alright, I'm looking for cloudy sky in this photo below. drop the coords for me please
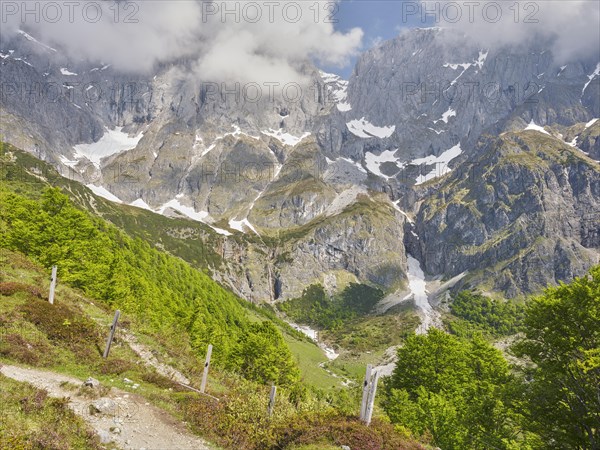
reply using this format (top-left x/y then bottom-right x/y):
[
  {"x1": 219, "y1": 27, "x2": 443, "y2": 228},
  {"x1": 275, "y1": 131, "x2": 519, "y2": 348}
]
[
  {"x1": 333, "y1": 0, "x2": 600, "y2": 75},
  {"x1": 1, "y1": 0, "x2": 598, "y2": 81}
]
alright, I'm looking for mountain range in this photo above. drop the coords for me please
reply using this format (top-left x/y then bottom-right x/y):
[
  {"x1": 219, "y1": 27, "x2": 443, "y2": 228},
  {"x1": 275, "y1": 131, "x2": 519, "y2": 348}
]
[{"x1": 1, "y1": 26, "x2": 599, "y2": 306}]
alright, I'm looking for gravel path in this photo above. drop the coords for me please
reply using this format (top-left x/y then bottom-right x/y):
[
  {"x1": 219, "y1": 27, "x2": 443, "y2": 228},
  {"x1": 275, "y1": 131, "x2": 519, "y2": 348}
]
[{"x1": 0, "y1": 364, "x2": 211, "y2": 450}]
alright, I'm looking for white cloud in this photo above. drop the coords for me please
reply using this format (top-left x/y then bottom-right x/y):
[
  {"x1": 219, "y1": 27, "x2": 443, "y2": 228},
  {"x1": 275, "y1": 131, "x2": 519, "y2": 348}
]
[
  {"x1": 424, "y1": 0, "x2": 599, "y2": 63},
  {"x1": 2, "y1": 1, "x2": 363, "y2": 84}
]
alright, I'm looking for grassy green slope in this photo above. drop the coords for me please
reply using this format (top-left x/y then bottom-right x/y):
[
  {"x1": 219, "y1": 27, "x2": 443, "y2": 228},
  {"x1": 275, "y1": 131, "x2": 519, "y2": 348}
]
[
  {"x1": 0, "y1": 250, "x2": 424, "y2": 449},
  {"x1": 0, "y1": 141, "x2": 349, "y2": 390},
  {"x1": 0, "y1": 142, "x2": 307, "y2": 386}
]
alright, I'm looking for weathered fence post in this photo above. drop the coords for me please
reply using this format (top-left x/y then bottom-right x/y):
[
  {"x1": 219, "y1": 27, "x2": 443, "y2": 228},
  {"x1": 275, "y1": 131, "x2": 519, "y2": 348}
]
[
  {"x1": 359, "y1": 364, "x2": 373, "y2": 420},
  {"x1": 48, "y1": 265, "x2": 57, "y2": 304},
  {"x1": 268, "y1": 385, "x2": 277, "y2": 417},
  {"x1": 103, "y1": 310, "x2": 120, "y2": 358},
  {"x1": 364, "y1": 370, "x2": 380, "y2": 426},
  {"x1": 200, "y1": 344, "x2": 213, "y2": 393}
]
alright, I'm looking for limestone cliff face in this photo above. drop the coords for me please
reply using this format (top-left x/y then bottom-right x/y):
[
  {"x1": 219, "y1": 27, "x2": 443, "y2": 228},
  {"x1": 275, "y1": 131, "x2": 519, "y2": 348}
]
[
  {"x1": 320, "y1": 28, "x2": 598, "y2": 164},
  {"x1": 274, "y1": 194, "x2": 408, "y2": 300},
  {"x1": 2, "y1": 27, "x2": 599, "y2": 302},
  {"x1": 413, "y1": 130, "x2": 600, "y2": 297},
  {"x1": 208, "y1": 193, "x2": 407, "y2": 302}
]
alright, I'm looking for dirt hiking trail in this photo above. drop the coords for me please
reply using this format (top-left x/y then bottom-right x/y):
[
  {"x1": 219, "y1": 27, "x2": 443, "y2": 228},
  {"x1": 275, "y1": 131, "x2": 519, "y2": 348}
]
[{"x1": 0, "y1": 364, "x2": 212, "y2": 450}]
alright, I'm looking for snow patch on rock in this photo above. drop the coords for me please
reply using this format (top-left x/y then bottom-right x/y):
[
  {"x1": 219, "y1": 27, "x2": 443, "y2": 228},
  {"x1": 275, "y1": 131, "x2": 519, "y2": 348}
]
[
  {"x1": 73, "y1": 127, "x2": 144, "y2": 167},
  {"x1": 406, "y1": 255, "x2": 441, "y2": 335},
  {"x1": 228, "y1": 218, "x2": 259, "y2": 235},
  {"x1": 86, "y1": 184, "x2": 122, "y2": 203},
  {"x1": 60, "y1": 68, "x2": 77, "y2": 76},
  {"x1": 346, "y1": 118, "x2": 395, "y2": 139},
  {"x1": 320, "y1": 71, "x2": 352, "y2": 112},
  {"x1": 412, "y1": 143, "x2": 463, "y2": 185},
  {"x1": 130, "y1": 199, "x2": 153, "y2": 211},
  {"x1": 582, "y1": 62, "x2": 600, "y2": 95},
  {"x1": 365, "y1": 149, "x2": 399, "y2": 179},
  {"x1": 524, "y1": 120, "x2": 550, "y2": 135},
  {"x1": 262, "y1": 129, "x2": 311, "y2": 146},
  {"x1": 434, "y1": 107, "x2": 456, "y2": 124}
]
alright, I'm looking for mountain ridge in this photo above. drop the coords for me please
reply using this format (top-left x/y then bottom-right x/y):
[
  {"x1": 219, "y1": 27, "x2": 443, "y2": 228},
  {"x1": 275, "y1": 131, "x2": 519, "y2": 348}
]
[{"x1": 1, "y1": 26, "x2": 599, "y2": 301}]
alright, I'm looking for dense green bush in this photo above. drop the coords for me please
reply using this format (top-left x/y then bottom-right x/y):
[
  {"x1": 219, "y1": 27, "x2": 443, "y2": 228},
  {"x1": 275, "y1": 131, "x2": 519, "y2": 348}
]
[
  {"x1": 228, "y1": 321, "x2": 300, "y2": 386},
  {"x1": 19, "y1": 298, "x2": 102, "y2": 360},
  {"x1": 181, "y1": 374, "x2": 423, "y2": 450}
]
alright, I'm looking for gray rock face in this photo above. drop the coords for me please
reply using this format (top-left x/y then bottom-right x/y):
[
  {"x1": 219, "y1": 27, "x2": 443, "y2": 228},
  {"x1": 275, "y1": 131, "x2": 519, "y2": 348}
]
[
  {"x1": 330, "y1": 28, "x2": 598, "y2": 164},
  {"x1": 414, "y1": 131, "x2": 600, "y2": 297},
  {"x1": 574, "y1": 122, "x2": 600, "y2": 161},
  {"x1": 211, "y1": 192, "x2": 408, "y2": 301},
  {"x1": 1, "y1": 27, "x2": 599, "y2": 301}
]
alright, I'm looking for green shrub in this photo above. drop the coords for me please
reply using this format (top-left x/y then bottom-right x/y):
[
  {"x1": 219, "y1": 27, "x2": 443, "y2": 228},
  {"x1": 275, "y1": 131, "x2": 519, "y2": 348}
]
[
  {"x1": 274, "y1": 413, "x2": 424, "y2": 450},
  {"x1": 0, "y1": 333, "x2": 51, "y2": 366},
  {"x1": 19, "y1": 298, "x2": 102, "y2": 361},
  {"x1": 0, "y1": 375, "x2": 101, "y2": 450},
  {"x1": 181, "y1": 375, "x2": 421, "y2": 450},
  {"x1": 229, "y1": 321, "x2": 300, "y2": 386}
]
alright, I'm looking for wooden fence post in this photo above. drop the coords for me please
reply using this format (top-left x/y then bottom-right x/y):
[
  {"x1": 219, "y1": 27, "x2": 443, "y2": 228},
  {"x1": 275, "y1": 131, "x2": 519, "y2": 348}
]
[
  {"x1": 200, "y1": 344, "x2": 213, "y2": 393},
  {"x1": 360, "y1": 364, "x2": 373, "y2": 420},
  {"x1": 48, "y1": 265, "x2": 57, "y2": 304},
  {"x1": 364, "y1": 370, "x2": 380, "y2": 426},
  {"x1": 103, "y1": 310, "x2": 120, "y2": 358},
  {"x1": 268, "y1": 385, "x2": 277, "y2": 417}
]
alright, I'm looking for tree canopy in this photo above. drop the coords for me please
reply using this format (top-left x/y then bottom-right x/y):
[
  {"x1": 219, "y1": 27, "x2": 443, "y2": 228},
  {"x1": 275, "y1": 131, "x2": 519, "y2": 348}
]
[
  {"x1": 383, "y1": 328, "x2": 535, "y2": 449},
  {"x1": 513, "y1": 266, "x2": 600, "y2": 449},
  {"x1": 449, "y1": 290, "x2": 525, "y2": 337},
  {"x1": 277, "y1": 283, "x2": 384, "y2": 330}
]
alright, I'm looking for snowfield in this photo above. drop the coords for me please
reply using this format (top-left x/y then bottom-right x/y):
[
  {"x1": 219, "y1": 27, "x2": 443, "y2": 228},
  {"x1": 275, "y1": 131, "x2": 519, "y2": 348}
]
[
  {"x1": 434, "y1": 107, "x2": 456, "y2": 124},
  {"x1": 228, "y1": 218, "x2": 259, "y2": 235},
  {"x1": 86, "y1": 184, "x2": 122, "y2": 203},
  {"x1": 346, "y1": 118, "x2": 395, "y2": 139},
  {"x1": 130, "y1": 199, "x2": 153, "y2": 211},
  {"x1": 60, "y1": 68, "x2": 78, "y2": 76},
  {"x1": 412, "y1": 143, "x2": 463, "y2": 185},
  {"x1": 365, "y1": 150, "x2": 400, "y2": 179},
  {"x1": 74, "y1": 127, "x2": 144, "y2": 167},
  {"x1": 320, "y1": 71, "x2": 352, "y2": 112},
  {"x1": 262, "y1": 129, "x2": 311, "y2": 146},
  {"x1": 582, "y1": 62, "x2": 600, "y2": 95},
  {"x1": 405, "y1": 255, "x2": 442, "y2": 335},
  {"x1": 524, "y1": 120, "x2": 550, "y2": 135}
]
